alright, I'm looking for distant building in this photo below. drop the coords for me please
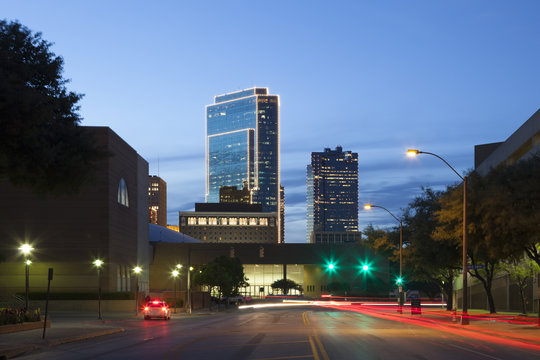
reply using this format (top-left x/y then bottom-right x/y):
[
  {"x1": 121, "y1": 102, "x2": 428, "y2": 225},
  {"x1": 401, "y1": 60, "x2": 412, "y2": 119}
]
[
  {"x1": 206, "y1": 88, "x2": 280, "y2": 214},
  {"x1": 179, "y1": 203, "x2": 278, "y2": 244},
  {"x1": 475, "y1": 109, "x2": 540, "y2": 174},
  {"x1": 0, "y1": 127, "x2": 150, "y2": 295},
  {"x1": 279, "y1": 185, "x2": 285, "y2": 243},
  {"x1": 310, "y1": 231, "x2": 362, "y2": 244},
  {"x1": 306, "y1": 165, "x2": 314, "y2": 243},
  {"x1": 149, "y1": 175, "x2": 167, "y2": 226},
  {"x1": 219, "y1": 182, "x2": 251, "y2": 204},
  {"x1": 307, "y1": 146, "x2": 359, "y2": 243},
  {"x1": 166, "y1": 225, "x2": 179, "y2": 232}
]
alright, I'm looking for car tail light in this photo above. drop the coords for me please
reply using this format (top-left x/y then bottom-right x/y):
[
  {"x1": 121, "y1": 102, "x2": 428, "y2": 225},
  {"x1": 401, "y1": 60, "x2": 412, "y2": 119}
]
[
  {"x1": 162, "y1": 307, "x2": 167, "y2": 311},
  {"x1": 144, "y1": 307, "x2": 149, "y2": 311}
]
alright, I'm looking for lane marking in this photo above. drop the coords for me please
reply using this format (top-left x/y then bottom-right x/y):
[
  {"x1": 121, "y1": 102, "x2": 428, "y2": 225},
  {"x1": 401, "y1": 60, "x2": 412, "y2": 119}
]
[
  {"x1": 308, "y1": 336, "x2": 321, "y2": 360},
  {"x1": 188, "y1": 340, "x2": 310, "y2": 350},
  {"x1": 448, "y1": 344, "x2": 504, "y2": 360},
  {"x1": 313, "y1": 335, "x2": 330, "y2": 360}
]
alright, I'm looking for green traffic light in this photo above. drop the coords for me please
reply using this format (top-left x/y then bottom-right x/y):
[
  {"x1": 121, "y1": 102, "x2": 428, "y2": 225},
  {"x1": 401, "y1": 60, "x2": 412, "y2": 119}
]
[
  {"x1": 362, "y1": 264, "x2": 369, "y2": 271},
  {"x1": 328, "y1": 264, "x2": 335, "y2": 270},
  {"x1": 396, "y1": 277, "x2": 403, "y2": 284}
]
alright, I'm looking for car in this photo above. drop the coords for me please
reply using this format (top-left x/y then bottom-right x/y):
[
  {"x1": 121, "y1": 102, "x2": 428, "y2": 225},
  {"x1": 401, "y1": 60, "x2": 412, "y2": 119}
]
[{"x1": 143, "y1": 300, "x2": 171, "y2": 320}]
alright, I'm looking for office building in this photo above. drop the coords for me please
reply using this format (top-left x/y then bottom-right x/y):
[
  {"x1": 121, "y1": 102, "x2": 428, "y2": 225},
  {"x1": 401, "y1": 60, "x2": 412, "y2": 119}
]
[
  {"x1": 179, "y1": 203, "x2": 278, "y2": 244},
  {"x1": 149, "y1": 175, "x2": 167, "y2": 226},
  {"x1": 219, "y1": 182, "x2": 251, "y2": 204},
  {"x1": 307, "y1": 146, "x2": 358, "y2": 242},
  {"x1": 206, "y1": 88, "x2": 280, "y2": 213}
]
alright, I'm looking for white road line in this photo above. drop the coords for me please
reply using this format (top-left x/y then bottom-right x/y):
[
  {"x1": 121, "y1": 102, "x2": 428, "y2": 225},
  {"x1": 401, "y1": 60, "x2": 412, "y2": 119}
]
[{"x1": 448, "y1": 343, "x2": 504, "y2": 360}]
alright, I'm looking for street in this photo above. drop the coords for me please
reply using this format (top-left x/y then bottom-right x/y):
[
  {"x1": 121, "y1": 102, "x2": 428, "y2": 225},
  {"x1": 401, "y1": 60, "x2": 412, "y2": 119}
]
[{"x1": 14, "y1": 304, "x2": 540, "y2": 360}]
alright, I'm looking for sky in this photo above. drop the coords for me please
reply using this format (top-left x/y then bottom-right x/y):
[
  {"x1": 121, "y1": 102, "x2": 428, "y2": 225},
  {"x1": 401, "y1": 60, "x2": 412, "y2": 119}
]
[{"x1": 3, "y1": 1, "x2": 540, "y2": 243}]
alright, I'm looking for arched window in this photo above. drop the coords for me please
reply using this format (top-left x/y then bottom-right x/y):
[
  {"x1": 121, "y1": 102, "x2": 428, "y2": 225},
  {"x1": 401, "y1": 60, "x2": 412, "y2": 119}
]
[{"x1": 117, "y1": 178, "x2": 129, "y2": 207}]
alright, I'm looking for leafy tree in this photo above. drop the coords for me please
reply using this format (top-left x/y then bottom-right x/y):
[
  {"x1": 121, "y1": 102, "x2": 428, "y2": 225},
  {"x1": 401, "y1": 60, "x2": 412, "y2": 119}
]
[
  {"x1": 0, "y1": 20, "x2": 106, "y2": 195},
  {"x1": 193, "y1": 256, "x2": 248, "y2": 303},
  {"x1": 402, "y1": 187, "x2": 460, "y2": 310},
  {"x1": 500, "y1": 254, "x2": 539, "y2": 315},
  {"x1": 270, "y1": 279, "x2": 302, "y2": 295}
]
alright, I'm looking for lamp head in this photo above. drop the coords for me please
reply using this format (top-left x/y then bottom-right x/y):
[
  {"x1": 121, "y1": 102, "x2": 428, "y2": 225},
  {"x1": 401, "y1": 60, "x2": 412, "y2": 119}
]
[
  {"x1": 176, "y1": 264, "x2": 183, "y2": 269},
  {"x1": 407, "y1": 149, "x2": 419, "y2": 157},
  {"x1": 93, "y1": 259, "x2": 104, "y2": 268},
  {"x1": 172, "y1": 269, "x2": 179, "y2": 277},
  {"x1": 25, "y1": 259, "x2": 32, "y2": 266},
  {"x1": 133, "y1": 266, "x2": 142, "y2": 274},
  {"x1": 363, "y1": 204, "x2": 372, "y2": 210},
  {"x1": 19, "y1": 244, "x2": 33, "y2": 255}
]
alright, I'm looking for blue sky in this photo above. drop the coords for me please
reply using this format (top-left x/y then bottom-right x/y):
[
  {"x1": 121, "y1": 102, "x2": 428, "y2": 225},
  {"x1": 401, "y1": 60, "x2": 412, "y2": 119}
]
[{"x1": 3, "y1": 1, "x2": 540, "y2": 242}]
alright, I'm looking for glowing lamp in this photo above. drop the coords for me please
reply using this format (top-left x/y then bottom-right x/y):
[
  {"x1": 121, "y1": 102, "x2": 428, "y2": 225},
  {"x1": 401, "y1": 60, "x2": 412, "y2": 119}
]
[
  {"x1": 407, "y1": 149, "x2": 419, "y2": 157},
  {"x1": 19, "y1": 244, "x2": 33, "y2": 255},
  {"x1": 362, "y1": 265, "x2": 369, "y2": 271},
  {"x1": 363, "y1": 204, "x2": 372, "y2": 210}
]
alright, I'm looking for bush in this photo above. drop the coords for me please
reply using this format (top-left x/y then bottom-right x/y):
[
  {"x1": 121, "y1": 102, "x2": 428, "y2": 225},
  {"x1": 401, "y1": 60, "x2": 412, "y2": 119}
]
[{"x1": 0, "y1": 308, "x2": 40, "y2": 325}]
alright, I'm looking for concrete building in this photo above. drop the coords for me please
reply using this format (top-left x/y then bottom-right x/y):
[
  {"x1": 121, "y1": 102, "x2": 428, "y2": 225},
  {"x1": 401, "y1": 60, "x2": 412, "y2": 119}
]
[
  {"x1": 179, "y1": 203, "x2": 278, "y2": 244},
  {"x1": 310, "y1": 231, "x2": 362, "y2": 245},
  {"x1": 0, "y1": 127, "x2": 150, "y2": 296},
  {"x1": 475, "y1": 108, "x2": 540, "y2": 175},
  {"x1": 149, "y1": 175, "x2": 167, "y2": 227},
  {"x1": 149, "y1": 242, "x2": 389, "y2": 298}
]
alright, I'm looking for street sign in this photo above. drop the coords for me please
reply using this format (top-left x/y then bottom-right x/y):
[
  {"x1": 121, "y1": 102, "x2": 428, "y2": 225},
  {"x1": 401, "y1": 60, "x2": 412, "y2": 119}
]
[{"x1": 467, "y1": 264, "x2": 485, "y2": 269}]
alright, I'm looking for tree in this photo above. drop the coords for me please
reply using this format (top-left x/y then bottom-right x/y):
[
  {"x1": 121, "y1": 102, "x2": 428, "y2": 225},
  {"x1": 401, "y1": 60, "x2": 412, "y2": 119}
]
[
  {"x1": 271, "y1": 279, "x2": 302, "y2": 295},
  {"x1": 0, "y1": 20, "x2": 106, "y2": 195},
  {"x1": 193, "y1": 256, "x2": 248, "y2": 304},
  {"x1": 402, "y1": 187, "x2": 460, "y2": 310},
  {"x1": 500, "y1": 255, "x2": 539, "y2": 315}
]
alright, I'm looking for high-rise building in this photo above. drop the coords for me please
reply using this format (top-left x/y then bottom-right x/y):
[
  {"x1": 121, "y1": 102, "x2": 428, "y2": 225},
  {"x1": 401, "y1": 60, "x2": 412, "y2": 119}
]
[
  {"x1": 149, "y1": 175, "x2": 167, "y2": 227},
  {"x1": 280, "y1": 185, "x2": 285, "y2": 243},
  {"x1": 206, "y1": 88, "x2": 281, "y2": 239},
  {"x1": 220, "y1": 182, "x2": 251, "y2": 204},
  {"x1": 306, "y1": 165, "x2": 314, "y2": 243},
  {"x1": 307, "y1": 146, "x2": 358, "y2": 241}
]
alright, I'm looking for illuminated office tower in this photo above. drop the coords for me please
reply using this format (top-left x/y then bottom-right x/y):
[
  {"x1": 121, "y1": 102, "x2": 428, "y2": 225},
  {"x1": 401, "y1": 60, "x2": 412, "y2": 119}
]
[
  {"x1": 206, "y1": 88, "x2": 280, "y2": 216},
  {"x1": 307, "y1": 146, "x2": 358, "y2": 241}
]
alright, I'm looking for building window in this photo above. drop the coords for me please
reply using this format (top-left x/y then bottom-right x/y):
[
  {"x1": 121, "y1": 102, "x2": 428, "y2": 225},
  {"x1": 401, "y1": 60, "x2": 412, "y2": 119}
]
[
  {"x1": 188, "y1": 217, "x2": 197, "y2": 225},
  {"x1": 239, "y1": 217, "x2": 248, "y2": 225},
  {"x1": 198, "y1": 217, "x2": 207, "y2": 225},
  {"x1": 249, "y1": 218, "x2": 258, "y2": 225},
  {"x1": 229, "y1": 217, "x2": 238, "y2": 225},
  {"x1": 117, "y1": 178, "x2": 129, "y2": 207},
  {"x1": 208, "y1": 217, "x2": 217, "y2": 225},
  {"x1": 259, "y1": 218, "x2": 268, "y2": 226}
]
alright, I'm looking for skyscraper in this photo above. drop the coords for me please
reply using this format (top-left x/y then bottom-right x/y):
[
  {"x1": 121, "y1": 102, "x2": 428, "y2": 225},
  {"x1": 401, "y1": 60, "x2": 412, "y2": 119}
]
[
  {"x1": 149, "y1": 175, "x2": 167, "y2": 227},
  {"x1": 206, "y1": 88, "x2": 280, "y2": 214},
  {"x1": 307, "y1": 146, "x2": 358, "y2": 242}
]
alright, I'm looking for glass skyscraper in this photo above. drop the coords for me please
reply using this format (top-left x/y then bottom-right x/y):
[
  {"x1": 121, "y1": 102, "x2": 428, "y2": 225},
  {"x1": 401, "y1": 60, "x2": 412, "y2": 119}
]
[
  {"x1": 206, "y1": 88, "x2": 280, "y2": 214},
  {"x1": 307, "y1": 146, "x2": 358, "y2": 240}
]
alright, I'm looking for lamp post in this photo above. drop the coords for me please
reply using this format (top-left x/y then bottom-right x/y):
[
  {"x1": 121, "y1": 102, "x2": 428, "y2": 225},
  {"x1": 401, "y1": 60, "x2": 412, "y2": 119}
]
[
  {"x1": 93, "y1": 259, "x2": 104, "y2": 320},
  {"x1": 407, "y1": 149, "x2": 469, "y2": 325},
  {"x1": 364, "y1": 204, "x2": 404, "y2": 310},
  {"x1": 133, "y1": 266, "x2": 142, "y2": 315},
  {"x1": 171, "y1": 269, "x2": 179, "y2": 314},
  {"x1": 19, "y1": 244, "x2": 33, "y2": 310}
]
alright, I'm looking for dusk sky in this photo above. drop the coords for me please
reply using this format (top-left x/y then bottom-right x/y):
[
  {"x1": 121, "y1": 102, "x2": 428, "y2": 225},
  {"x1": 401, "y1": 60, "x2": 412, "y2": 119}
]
[{"x1": 3, "y1": 1, "x2": 540, "y2": 243}]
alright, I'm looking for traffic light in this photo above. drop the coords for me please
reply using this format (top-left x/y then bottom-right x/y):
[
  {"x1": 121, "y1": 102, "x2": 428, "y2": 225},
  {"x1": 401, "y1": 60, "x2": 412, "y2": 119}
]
[
  {"x1": 362, "y1": 264, "x2": 369, "y2": 272},
  {"x1": 328, "y1": 263, "x2": 335, "y2": 270},
  {"x1": 396, "y1": 277, "x2": 403, "y2": 284}
]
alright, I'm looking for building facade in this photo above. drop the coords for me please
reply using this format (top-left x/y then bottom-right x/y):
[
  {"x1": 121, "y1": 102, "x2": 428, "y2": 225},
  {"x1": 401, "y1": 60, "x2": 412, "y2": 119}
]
[
  {"x1": 206, "y1": 88, "x2": 280, "y2": 215},
  {"x1": 179, "y1": 203, "x2": 278, "y2": 244},
  {"x1": 310, "y1": 231, "x2": 362, "y2": 244},
  {"x1": 0, "y1": 127, "x2": 150, "y2": 296},
  {"x1": 307, "y1": 146, "x2": 359, "y2": 242},
  {"x1": 219, "y1": 182, "x2": 251, "y2": 204},
  {"x1": 149, "y1": 175, "x2": 167, "y2": 226}
]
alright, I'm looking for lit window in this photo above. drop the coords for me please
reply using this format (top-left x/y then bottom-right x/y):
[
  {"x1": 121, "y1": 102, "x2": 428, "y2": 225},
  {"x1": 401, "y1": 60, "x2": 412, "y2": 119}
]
[
  {"x1": 117, "y1": 178, "x2": 129, "y2": 207},
  {"x1": 259, "y1": 218, "x2": 268, "y2": 226},
  {"x1": 229, "y1": 218, "x2": 238, "y2": 225},
  {"x1": 198, "y1": 217, "x2": 207, "y2": 225},
  {"x1": 249, "y1": 218, "x2": 257, "y2": 225},
  {"x1": 208, "y1": 217, "x2": 217, "y2": 225},
  {"x1": 239, "y1": 218, "x2": 248, "y2": 225},
  {"x1": 188, "y1": 217, "x2": 197, "y2": 225}
]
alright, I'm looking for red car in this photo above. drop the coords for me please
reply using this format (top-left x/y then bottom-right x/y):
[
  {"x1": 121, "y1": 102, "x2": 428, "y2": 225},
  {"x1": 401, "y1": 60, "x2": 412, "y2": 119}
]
[{"x1": 143, "y1": 300, "x2": 171, "y2": 320}]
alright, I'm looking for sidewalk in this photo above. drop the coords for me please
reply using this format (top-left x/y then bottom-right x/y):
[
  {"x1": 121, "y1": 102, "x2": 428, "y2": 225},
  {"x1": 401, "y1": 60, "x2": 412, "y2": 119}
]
[{"x1": 0, "y1": 308, "x2": 235, "y2": 359}]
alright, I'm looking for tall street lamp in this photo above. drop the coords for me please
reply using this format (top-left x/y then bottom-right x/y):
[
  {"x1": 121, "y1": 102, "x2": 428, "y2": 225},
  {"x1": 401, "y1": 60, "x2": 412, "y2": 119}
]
[
  {"x1": 363, "y1": 204, "x2": 404, "y2": 310},
  {"x1": 407, "y1": 149, "x2": 469, "y2": 325},
  {"x1": 171, "y1": 268, "x2": 180, "y2": 314},
  {"x1": 19, "y1": 244, "x2": 33, "y2": 310},
  {"x1": 93, "y1": 259, "x2": 104, "y2": 320},
  {"x1": 133, "y1": 266, "x2": 142, "y2": 315}
]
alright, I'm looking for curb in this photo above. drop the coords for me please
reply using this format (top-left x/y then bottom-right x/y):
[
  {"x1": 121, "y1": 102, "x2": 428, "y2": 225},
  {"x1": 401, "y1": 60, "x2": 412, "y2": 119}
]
[{"x1": 0, "y1": 327, "x2": 124, "y2": 359}]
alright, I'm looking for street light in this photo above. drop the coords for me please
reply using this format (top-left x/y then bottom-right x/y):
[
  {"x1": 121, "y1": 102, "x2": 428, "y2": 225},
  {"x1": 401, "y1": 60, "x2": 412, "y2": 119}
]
[
  {"x1": 93, "y1": 259, "x2": 104, "y2": 320},
  {"x1": 364, "y1": 204, "x2": 404, "y2": 308},
  {"x1": 19, "y1": 244, "x2": 33, "y2": 310},
  {"x1": 171, "y1": 269, "x2": 180, "y2": 314},
  {"x1": 133, "y1": 266, "x2": 142, "y2": 315},
  {"x1": 407, "y1": 149, "x2": 469, "y2": 325}
]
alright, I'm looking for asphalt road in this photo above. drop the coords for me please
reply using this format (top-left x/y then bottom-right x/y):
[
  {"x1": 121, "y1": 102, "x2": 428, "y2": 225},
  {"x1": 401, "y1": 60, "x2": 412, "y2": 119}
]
[{"x1": 16, "y1": 306, "x2": 540, "y2": 360}]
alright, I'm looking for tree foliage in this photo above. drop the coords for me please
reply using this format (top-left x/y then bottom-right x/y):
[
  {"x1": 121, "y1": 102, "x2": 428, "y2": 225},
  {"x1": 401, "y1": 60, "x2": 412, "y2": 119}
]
[
  {"x1": 270, "y1": 279, "x2": 302, "y2": 295},
  {"x1": 193, "y1": 256, "x2": 248, "y2": 299},
  {"x1": 0, "y1": 20, "x2": 106, "y2": 195}
]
